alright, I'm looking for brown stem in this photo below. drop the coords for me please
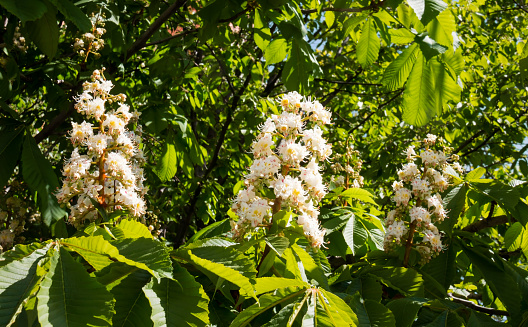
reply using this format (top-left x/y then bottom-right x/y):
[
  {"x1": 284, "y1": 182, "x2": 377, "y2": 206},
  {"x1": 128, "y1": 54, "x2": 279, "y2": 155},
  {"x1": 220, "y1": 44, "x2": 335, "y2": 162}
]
[{"x1": 448, "y1": 293, "x2": 510, "y2": 316}]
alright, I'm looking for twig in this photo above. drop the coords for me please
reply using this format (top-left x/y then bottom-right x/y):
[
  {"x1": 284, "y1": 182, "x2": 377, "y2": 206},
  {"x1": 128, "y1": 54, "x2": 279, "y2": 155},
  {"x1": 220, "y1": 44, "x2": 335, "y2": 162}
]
[
  {"x1": 174, "y1": 69, "x2": 254, "y2": 246},
  {"x1": 301, "y1": 6, "x2": 373, "y2": 14},
  {"x1": 144, "y1": 28, "x2": 198, "y2": 47},
  {"x1": 125, "y1": 0, "x2": 188, "y2": 60},
  {"x1": 462, "y1": 215, "x2": 511, "y2": 233},
  {"x1": 448, "y1": 293, "x2": 510, "y2": 316}
]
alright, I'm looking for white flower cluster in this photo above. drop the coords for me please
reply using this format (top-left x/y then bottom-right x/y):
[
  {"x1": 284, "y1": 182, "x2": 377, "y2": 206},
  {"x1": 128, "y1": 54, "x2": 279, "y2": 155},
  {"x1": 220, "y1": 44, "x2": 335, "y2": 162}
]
[
  {"x1": 231, "y1": 91, "x2": 332, "y2": 248},
  {"x1": 384, "y1": 134, "x2": 463, "y2": 263},
  {"x1": 13, "y1": 27, "x2": 26, "y2": 52},
  {"x1": 0, "y1": 183, "x2": 40, "y2": 253},
  {"x1": 330, "y1": 142, "x2": 364, "y2": 189},
  {"x1": 56, "y1": 69, "x2": 146, "y2": 228},
  {"x1": 73, "y1": 13, "x2": 106, "y2": 59}
]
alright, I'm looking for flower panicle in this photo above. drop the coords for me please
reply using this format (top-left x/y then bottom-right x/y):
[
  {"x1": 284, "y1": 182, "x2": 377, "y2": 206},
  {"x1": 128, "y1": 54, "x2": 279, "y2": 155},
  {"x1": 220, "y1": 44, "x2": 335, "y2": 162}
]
[
  {"x1": 230, "y1": 91, "x2": 332, "y2": 248},
  {"x1": 56, "y1": 69, "x2": 147, "y2": 228}
]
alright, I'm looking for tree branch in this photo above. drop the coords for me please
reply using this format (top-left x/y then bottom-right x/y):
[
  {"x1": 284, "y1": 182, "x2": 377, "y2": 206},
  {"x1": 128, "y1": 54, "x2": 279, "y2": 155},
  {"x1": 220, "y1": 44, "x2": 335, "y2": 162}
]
[
  {"x1": 175, "y1": 69, "x2": 253, "y2": 246},
  {"x1": 144, "y1": 28, "x2": 198, "y2": 47},
  {"x1": 461, "y1": 128, "x2": 499, "y2": 157},
  {"x1": 125, "y1": 0, "x2": 188, "y2": 60},
  {"x1": 301, "y1": 6, "x2": 373, "y2": 14},
  {"x1": 448, "y1": 293, "x2": 510, "y2": 316},
  {"x1": 462, "y1": 215, "x2": 512, "y2": 233}
]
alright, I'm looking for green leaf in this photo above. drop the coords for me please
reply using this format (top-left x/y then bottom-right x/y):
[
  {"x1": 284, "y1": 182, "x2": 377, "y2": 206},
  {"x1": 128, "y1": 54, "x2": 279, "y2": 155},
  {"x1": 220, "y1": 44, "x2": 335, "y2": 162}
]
[
  {"x1": 422, "y1": 245, "x2": 456, "y2": 291},
  {"x1": 357, "y1": 18, "x2": 380, "y2": 67},
  {"x1": 265, "y1": 236, "x2": 290, "y2": 257},
  {"x1": 283, "y1": 38, "x2": 321, "y2": 92},
  {"x1": 403, "y1": 52, "x2": 437, "y2": 126},
  {"x1": 113, "y1": 218, "x2": 154, "y2": 239},
  {"x1": 229, "y1": 286, "x2": 307, "y2": 327},
  {"x1": 60, "y1": 236, "x2": 116, "y2": 271},
  {"x1": 188, "y1": 218, "x2": 231, "y2": 242},
  {"x1": 174, "y1": 247, "x2": 257, "y2": 300},
  {"x1": 112, "y1": 238, "x2": 173, "y2": 279},
  {"x1": 505, "y1": 222, "x2": 528, "y2": 257},
  {"x1": 389, "y1": 28, "x2": 416, "y2": 44},
  {"x1": 415, "y1": 33, "x2": 447, "y2": 60},
  {"x1": 36, "y1": 247, "x2": 115, "y2": 326},
  {"x1": 291, "y1": 244, "x2": 328, "y2": 289},
  {"x1": 155, "y1": 137, "x2": 178, "y2": 182},
  {"x1": 254, "y1": 10, "x2": 271, "y2": 51},
  {"x1": 0, "y1": 245, "x2": 49, "y2": 326},
  {"x1": 342, "y1": 212, "x2": 367, "y2": 256},
  {"x1": 143, "y1": 263, "x2": 210, "y2": 327},
  {"x1": 340, "y1": 188, "x2": 378, "y2": 205},
  {"x1": 325, "y1": 11, "x2": 335, "y2": 28},
  {"x1": 344, "y1": 15, "x2": 366, "y2": 37},
  {"x1": 407, "y1": 0, "x2": 447, "y2": 25},
  {"x1": 466, "y1": 167, "x2": 486, "y2": 180},
  {"x1": 319, "y1": 289, "x2": 358, "y2": 326},
  {"x1": 49, "y1": 0, "x2": 91, "y2": 32},
  {"x1": 386, "y1": 297, "x2": 426, "y2": 327},
  {"x1": 21, "y1": 133, "x2": 66, "y2": 226},
  {"x1": 0, "y1": 0, "x2": 47, "y2": 22},
  {"x1": 264, "y1": 38, "x2": 288, "y2": 65},
  {"x1": 25, "y1": 5, "x2": 59, "y2": 58},
  {"x1": 369, "y1": 267, "x2": 424, "y2": 297},
  {"x1": 249, "y1": 277, "x2": 309, "y2": 297},
  {"x1": 0, "y1": 119, "x2": 24, "y2": 189},
  {"x1": 469, "y1": 180, "x2": 519, "y2": 210},
  {"x1": 351, "y1": 292, "x2": 396, "y2": 327},
  {"x1": 429, "y1": 58, "x2": 461, "y2": 112},
  {"x1": 383, "y1": 43, "x2": 420, "y2": 91},
  {"x1": 426, "y1": 9, "x2": 455, "y2": 47},
  {"x1": 110, "y1": 269, "x2": 153, "y2": 327},
  {"x1": 460, "y1": 243, "x2": 522, "y2": 323}
]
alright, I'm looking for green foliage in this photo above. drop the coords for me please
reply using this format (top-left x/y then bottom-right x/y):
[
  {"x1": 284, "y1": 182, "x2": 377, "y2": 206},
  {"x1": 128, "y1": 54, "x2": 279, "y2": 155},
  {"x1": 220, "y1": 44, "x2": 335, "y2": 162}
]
[{"x1": 1, "y1": 0, "x2": 528, "y2": 325}]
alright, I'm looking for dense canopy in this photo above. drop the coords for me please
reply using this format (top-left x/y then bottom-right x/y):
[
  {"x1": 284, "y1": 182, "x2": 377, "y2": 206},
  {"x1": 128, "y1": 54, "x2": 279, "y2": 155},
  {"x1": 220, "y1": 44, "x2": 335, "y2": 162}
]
[{"x1": 1, "y1": 0, "x2": 528, "y2": 326}]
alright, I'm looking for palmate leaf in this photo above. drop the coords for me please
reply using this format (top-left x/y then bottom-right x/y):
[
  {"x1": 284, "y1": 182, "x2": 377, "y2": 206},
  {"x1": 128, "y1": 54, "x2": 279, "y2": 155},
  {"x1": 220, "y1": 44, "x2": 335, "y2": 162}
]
[
  {"x1": 142, "y1": 262, "x2": 209, "y2": 327},
  {"x1": 368, "y1": 267, "x2": 424, "y2": 297},
  {"x1": 291, "y1": 244, "x2": 329, "y2": 289},
  {"x1": 357, "y1": 18, "x2": 380, "y2": 68},
  {"x1": 389, "y1": 28, "x2": 416, "y2": 44},
  {"x1": 386, "y1": 297, "x2": 426, "y2": 327},
  {"x1": 112, "y1": 238, "x2": 173, "y2": 279},
  {"x1": 36, "y1": 247, "x2": 115, "y2": 326},
  {"x1": 402, "y1": 52, "x2": 437, "y2": 126},
  {"x1": 340, "y1": 188, "x2": 377, "y2": 205},
  {"x1": 429, "y1": 58, "x2": 461, "y2": 112},
  {"x1": 407, "y1": 0, "x2": 447, "y2": 25},
  {"x1": 460, "y1": 243, "x2": 523, "y2": 324},
  {"x1": 383, "y1": 43, "x2": 420, "y2": 91},
  {"x1": 173, "y1": 246, "x2": 257, "y2": 300},
  {"x1": 229, "y1": 286, "x2": 307, "y2": 327},
  {"x1": 350, "y1": 292, "x2": 396, "y2": 327},
  {"x1": 0, "y1": 0, "x2": 47, "y2": 22},
  {"x1": 343, "y1": 212, "x2": 367, "y2": 256},
  {"x1": 25, "y1": 4, "x2": 59, "y2": 58},
  {"x1": 110, "y1": 269, "x2": 153, "y2": 327},
  {"x1": 112, "y1": 219, "x2": 154, "y2": 239},
  {"x1": 0, "y1": 245, "x2": 49, "y2": 326},
  {"x1": 48, "y1": 0, "x2": 91, "y2": 32},
  {"x1": 21, "y1": 133, "x2": 66, "y2": 226},
  {"x1": 232, "y1": 286, "x2": 357, "y2": 327},
  {"x1": 426, "y1": 9, "x2": 455, "y2": 47}
]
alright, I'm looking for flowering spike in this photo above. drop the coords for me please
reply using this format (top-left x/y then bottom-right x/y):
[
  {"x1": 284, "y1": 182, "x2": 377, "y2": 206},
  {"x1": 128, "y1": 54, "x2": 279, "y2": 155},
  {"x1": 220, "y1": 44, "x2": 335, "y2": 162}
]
[
  {"x1": 56, "y1": 70, "x2": 146, "y2": 228},
  {"x1": 231, "y1": 91, "x2": 332, "y2": 248}
]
